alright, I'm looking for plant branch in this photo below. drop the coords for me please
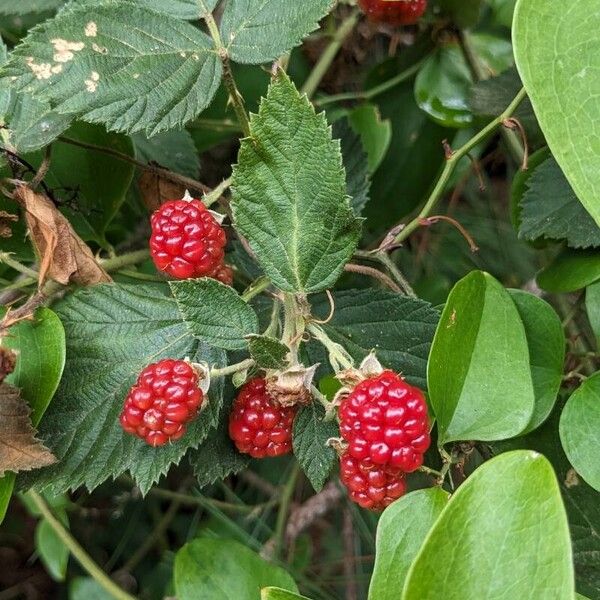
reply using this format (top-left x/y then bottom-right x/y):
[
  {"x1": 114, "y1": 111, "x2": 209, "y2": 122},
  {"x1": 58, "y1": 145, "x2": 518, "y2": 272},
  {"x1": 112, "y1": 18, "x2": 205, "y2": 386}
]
[
  {"x1": 301, "y1": 9, "x2": 360, "y2": 99},
  {"x1": 27, "y1": 491, "x2": 136, "y2": 600},
  {"x1": 210, "y1": 358, "x2": 255, "y2": 378},
  {"x1": 386, "y1": 87, "x2": 528, "y2": 247},
  {"x1": 241, "y1": 276, "x2": 272, "y2": 302},
  {"x1": 0, "y1": 252, "x2": 39, "y2": 279},
  {"x1": 308, "y1": 323, "x2": 354, "y2": 372},
  {"x1": 203, "y1": 176, "x2": 232, "y2": 207}
]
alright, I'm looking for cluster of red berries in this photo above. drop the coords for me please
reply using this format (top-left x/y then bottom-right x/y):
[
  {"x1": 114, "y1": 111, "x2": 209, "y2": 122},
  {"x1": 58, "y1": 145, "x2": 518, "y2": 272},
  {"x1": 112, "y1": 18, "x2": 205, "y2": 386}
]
[
  {"x1": 120, "y1": 359, "x2": 204, "y2": 447},
  {"x1": 228, "y1": 378, "x2": 297, "y2": 458},
  {"x1": 150, "y1": 197, "x2": 232, "y2": 285},
  {"x1": 338, "y1": 370, "x2": 430, "y2": 510},
  {"x1": 358, "y1": 0, "x2": 427, "y2": 26}
]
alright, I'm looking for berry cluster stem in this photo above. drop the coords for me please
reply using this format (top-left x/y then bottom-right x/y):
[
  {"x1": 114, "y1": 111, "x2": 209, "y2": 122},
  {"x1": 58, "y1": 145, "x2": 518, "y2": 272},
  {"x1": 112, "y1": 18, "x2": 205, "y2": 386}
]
[
  {"x1": 27, "y1": 491, "x2": 136, "y2": 600},
  {"x1": 308, "y1": 323, "x2": 354, "y2": 372}
]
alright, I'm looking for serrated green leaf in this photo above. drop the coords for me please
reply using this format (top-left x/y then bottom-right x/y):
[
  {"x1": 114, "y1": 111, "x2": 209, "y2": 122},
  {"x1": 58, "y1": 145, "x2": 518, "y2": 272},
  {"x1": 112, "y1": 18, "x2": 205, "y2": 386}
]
[
  {"x1": 189, "y1": 395, "x2": 249, "y2": 488},
  {"x1": 231, "y1": 73, "x2": 361, "y2": 293},
  {"x1": 292, "y1": 403, "x2": 338, "y2": 492},
  {"x1": 134, "y1": 129, "x2": 199, "y2": 179},
  {"x1": 537, "y1": 250, "x2": 600, "y2": 293},
  {"x1": 0, "y1": 0, "x2": 63, "y2": 15},
  {"x1": 36, "y1": 510, "x2": 69, "y2": 581},
  {"x1": 2, "y1": 1, "x2": 222, "y2": 136},
  {"x1": 508, "y1": 290, "x2": 565, "y2": 433},
  {"x1": 170, "y1": 278, "x2": 259, "y2": 350},
  {"x1": 332, "y1": 117, "x2": 370, "y2": 215},
  {"x1": 261, "y1": 589, "x2": 312, "y2": 600},
  {"x1": 369, "y1": 488, "x2": 449, "y2": 600},
  {"x1": 519, "y1": 158, "x2": 600, "y2": 249},
  {"x1": 586, "y1": 281, "x2": 600, "y2": 347},
  {"x1": 247, "y1": 335, "x2": 289, "y2": 369},
  {"x1": 18, "y1": 283, "x2": 226, "y2": 496},
  {"x1": 0, "y1": 307, "x2": 65, "y2": 524},
  {"x1": 311, "y1": 290, "x2": 439, "y2": 389},
  {"x1": 428, "y1": 271, "x2": 535, "y2": 443},
  {"x1": 132, "y1": 0, "x2": 211, "y2": 19},
  {"x1": 221, "y1": 0, "x2": 334, "y2": 64},
  {"x1": 402, "y1": 451, "x2": 574, "y2": 599},
  {"x1": 347, "y1": 103, "x2": 391, "y2": 174},
  {"x1": 174, "y1": 538, "x2": 298, "y2": 600},
  {"x1": 560, "y1": 373, "x2": 600, "y2": 493},
  {"x1": 514, "y1": 0, "x2": 600, "y2": 227}
]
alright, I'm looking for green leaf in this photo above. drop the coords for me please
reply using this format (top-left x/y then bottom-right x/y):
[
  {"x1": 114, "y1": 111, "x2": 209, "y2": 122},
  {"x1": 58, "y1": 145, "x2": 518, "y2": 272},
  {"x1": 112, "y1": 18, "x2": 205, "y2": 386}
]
[
  {"x1": 132, "y1": 0, "x2": 208, "y2": 19},
  {"x1": 69, "y1": 577, "x2": 108, "y2": 600},
  {"x1": 487, "y1": 0, "x2": 516, "y2": 27},
  {"x1": 134, "y1": 129, "x2": 199, "y2": 179},
  {"x1": 508, "y1": 290, "x2": 565, "y2": 433},
  {"x1": 368, "y1": 488, "x2": 449, "y2": 600},
  {"x1": 402, "y1": 451, "x2": 575, "y2": 599},
  {"x1": 438, "y1": 0, "x2": 483, "y2": 28},
  {"x1": 231, "y1": 72, "x2": 361, "y2": 293},
  {"x1": 36, "y1": 510, "x2": 69, "y2": 580},
  {"x1": 311, "y1": 290, "x2": 439, "y2": 389},
  {"x1": 221, "y1": 0, "x2": 334, "y2": 64},
  {"x1": 170, "y1": 278, "x2": 259, "y2": 350},
  {"x1": 42, "y1": 121, "x2": 135, "y2": 243},
  {"x1": 18, "y1": 283, "x2": 226, "y2": 496},
  {"x1": 415, "y1": 44, "x2": 473, "y2": 128},
  {"x1": 332, "y1": 117, "x2": 371, "y2": 215},
  {"x1": 428, "y1": 271, "x2": 535, "y2": 443},
  {"x1": 560, "y1": 373, "x2": 600, "y2": 493},
  {"x1": 189, "y1": 394, "x2": 249, "y2": 489},
  {"x1": 247, "y1": 335, "x2": 289, "y2": 369},
  {"x1": 519, "y1": 157, "x2": 600, "y2": 249},
  {"x1": 347, "y1": 104, "x2": 391, "y2": 174},
  {"x1": 537, "y1": 249, "x2": 600, "y2": 293},
  {"x1": 4, "y1": 93, "x2": 73, "y2": 153},
  {"x1": 586, "y1": 280, "x2": 600, "y2": 347},
  {"x1": 292, "y1": 403, "x2": 338, "y2": 492},
  {"x1": 174, "y1": 538, "x2": 298, "y2": 600},
  {"x1": 0, "y1": 0, "x2": 63, "y2": 14},
  {"x1": 2, "y1": 1, "x2": 222, "y2": 136},
  {"x1": 0, "y1": 307, "x2": 65, "y2": 524},
  {"x1": 513, "y1": 0, "x2": 600, "y2": 227},
  {"x1": 261, "y1": 589, "x2": 312, "y2": 600}
]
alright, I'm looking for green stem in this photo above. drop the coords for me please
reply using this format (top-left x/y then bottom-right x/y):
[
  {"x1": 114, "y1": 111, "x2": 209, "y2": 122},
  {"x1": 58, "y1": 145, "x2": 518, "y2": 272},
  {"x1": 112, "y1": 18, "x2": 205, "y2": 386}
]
[
  {"x1": 308, "y1": 323, "x2": 354, "y2": 372},
  {"x1": 301, "y1": 10, "x2": 360, "y2": 99},
  {"x1": 241, "y1": 276, "x2": 272, "y2": 302},
  {"x1": 314, "y1": 56, "x2": 427, "y2": 107},
  {"x1": 101, "y1": 249, "x2": 151, "y2": 272},
  {"x1": 392, "y1": 87, "x2": 528, "y2": 246},
  {"x1": 0, "y1": 252, "x2": 39, "y2": 279},
  {"x1": 273, "y1": 464, "x2": 300, "y2": 560},
  {"x1": 282, "y1": 293, "x2": 300, "y2": 364},
  {"x1": 203, "y1": 176, "x2": 232, "y2": 207},
  {"x1": 366, "y1": 251, "x2": 416, "y2": 298},
  {"x1": 27, "y1": 492, "x2": 136, "y2": 600},
  {"x1": 210, "y1": 358, "x2": 255, "y2": 378}
]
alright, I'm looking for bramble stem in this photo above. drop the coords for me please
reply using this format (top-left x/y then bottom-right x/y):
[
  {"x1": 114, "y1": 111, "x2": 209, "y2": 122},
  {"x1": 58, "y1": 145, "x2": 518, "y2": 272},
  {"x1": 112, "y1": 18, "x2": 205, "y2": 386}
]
[
  {"x1": 241, "y1": 276, "x2": 272, "y2": 302},
  {"x1": 0, "y1": 252, "x2": 39, "y2": 279},
  {"x1": 210, "y1": 358, "x2": 255, "y2": 378},
  {"x1": 27, "y1": 491, "x2": 136, "y2": 600},
  {"x1": 301, "y1": 10, "x2": 360, "y2": 99},
  {"x1": 308, "y1": 323, "x2": 354, "y2": 372},
  {"x1": 390, "y1": 88, "x2": 528, "y2": 246},
  {"x1": 203, "y1": 176, "x2": 232, "y2": 207},
  {"x1": 273, "y1": 464, "x2": 301, "y2": 560}
]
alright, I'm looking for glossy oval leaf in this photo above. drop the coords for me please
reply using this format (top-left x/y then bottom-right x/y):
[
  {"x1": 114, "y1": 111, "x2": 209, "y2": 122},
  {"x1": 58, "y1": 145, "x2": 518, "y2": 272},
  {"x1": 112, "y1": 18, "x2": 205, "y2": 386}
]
[
  {"x1": 586, "y1": 280, "x2": 600, "y2": 347},
  {"x1": 347, "y1": 103, "x2": 392, "y2": 173},
  {"x1": 170, "y1": 278, "x2": 259, "y2": 350},
  {"x1": 508, "y1": 290, "x2": 565, "y2": 433},
  {"x1": 174, "y1": 538, "x2": 298, "y2": 600},
  {"x1": 428, "y1": 271, "x2": 535, "y2": 443},
  {"x1": 560, "y1": 373, "x2": 600, "y2": 493},
  {"x1": 537, "y1": 250, "x2": 600, "y2": 293},
  {"x1": 514, "y1": 0, "x2": 600, "y2": 227},
  {"x1": 402, "y1": 451, "x2": 575, "y2": 599},
  {"x1": 36, "y1": 510, "x2": 69, "y2": 580},
  {"x1": 369, "y1": 488, "x2": 449, "y2": 600}
]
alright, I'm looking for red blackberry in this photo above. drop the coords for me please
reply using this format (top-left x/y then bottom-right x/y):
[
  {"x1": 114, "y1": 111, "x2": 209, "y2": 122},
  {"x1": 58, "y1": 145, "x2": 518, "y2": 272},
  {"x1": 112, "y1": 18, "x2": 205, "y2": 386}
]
[
  {"x1": 338, "y1": 370, "x2": 430, "y2": 472},
  {"x1": 150, "y1": 197, "x2": 226, "y2": 279},
  {"x1": 358, "y1": 0, "x2": 427, "y2": 26},
  {"x1": 120, "y1": 359, "x2": 204, "y2": 447},
  {"x1": 229, "y1": 378, "x2": 297, "y2": 458}
]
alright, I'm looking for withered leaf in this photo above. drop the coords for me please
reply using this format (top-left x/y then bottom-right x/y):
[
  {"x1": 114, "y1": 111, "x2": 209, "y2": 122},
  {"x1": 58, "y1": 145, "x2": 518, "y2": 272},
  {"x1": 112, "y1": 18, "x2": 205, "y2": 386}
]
[
  {"x1": 13, "y1": 185, "x2": 111, "y2": 286},
  {"x1": 138, "y1": 170, "x2": 187, "y2": 212},
  {"x1": 0, "y1": 347, "x2": 17, "y2": 384},
  {"x1": 0, "y1": 210, "x2": 18, "y2": 238},
  {"x1": 0, "y1": 383, "x2": 56, "y2": 477}
]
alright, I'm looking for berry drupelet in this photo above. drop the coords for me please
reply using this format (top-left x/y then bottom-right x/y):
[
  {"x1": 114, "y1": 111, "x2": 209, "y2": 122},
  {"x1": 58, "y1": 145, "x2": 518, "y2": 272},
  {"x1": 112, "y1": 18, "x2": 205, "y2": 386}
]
[
  {"x1": 229, "y1": 377, "x2": 297, "y2": 458},
  {"x1": 120, "y1": 359, "x2": 204, "y2": 447},
  {"x1": 358, "y1": 0, "x2": 427, "y2": 26}
]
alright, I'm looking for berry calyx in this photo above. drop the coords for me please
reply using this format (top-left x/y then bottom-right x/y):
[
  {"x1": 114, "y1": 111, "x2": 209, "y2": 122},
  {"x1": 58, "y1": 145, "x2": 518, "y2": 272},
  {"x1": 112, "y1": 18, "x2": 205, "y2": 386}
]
[
  {"x1": 120, "y1": 359, "x2": 204, "y2": 447},
  {"x1": 150, "y1": 197, "x2": 226, "y2": 280},
  {"x1": 358, "y1": 0, "x2": 427, "y2": 26},
  {"x1": 340, "y1": 452, "x2": 406, "y2": 511},
  {"x1": 338, "y1": 370, "x2": 430, "y2": 472},
  {"x1": 229, "y1": 377, "x2": 297, "y2": 458}
]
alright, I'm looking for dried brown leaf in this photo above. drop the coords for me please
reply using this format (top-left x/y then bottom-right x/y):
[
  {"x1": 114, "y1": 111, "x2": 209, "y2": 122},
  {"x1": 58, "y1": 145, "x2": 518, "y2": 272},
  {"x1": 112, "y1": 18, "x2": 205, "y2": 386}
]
[
  {"x1": 0, "y1": 383, "x2": 56, "y2": 477},
  {"x1": 0, "y1": 347, "x2": 17, "y2": 384},
  {"x1": 13, "y1": 185, "x2": 111, "y2": 286},
  {"x1": 138, "y1": 171, "x2": 186, "y2": 212},
  {"x1": 0, "y1": 210, "x2": 18, "y2": 238}
]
